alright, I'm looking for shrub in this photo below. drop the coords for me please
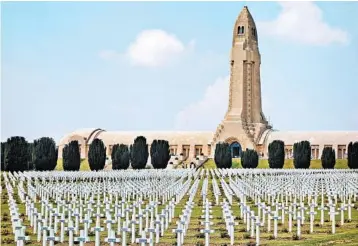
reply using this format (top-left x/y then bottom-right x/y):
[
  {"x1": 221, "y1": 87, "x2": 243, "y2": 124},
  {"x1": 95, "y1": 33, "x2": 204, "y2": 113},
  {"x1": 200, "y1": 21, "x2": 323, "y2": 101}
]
[
  {"x1": 241, "y1": 149, "x2": 259, "y2": 168},
  {"x1": 268, "y1": 140, "x2": 285, "y2": 168},
  {"x1": 88, "y1": 139, "x2": 106, "y2": 171},
  {"x1": 150, "y1": 140, "x2": 170, "y2": 169},
  {"x1": 130, "y1": 136, "x2": 149, "y2": 169},
  {"x1": 62, "y1": 140, "x2": 81, "y2": 171},
  {"x1": 293, "y1": 140, "x2": 311, "y2": 169},
  {"x1": 33, "y1": 137, "x2": 58, "y2": 171},
  {"x1": 348, "y1": 142, "x2": 358, "y2": 169},
  {"x1": 4, "y1": 136, "x2": 30, "y2": 172},
  {"x1": 214, "y1": 142, "x2": 232, "y2": 168},
  {"x1": 111, "y1": 144, "x2": 119, "y2": 161},
  {"x1": 1, "y1": 142, "x2": 6, "y2": 171},
  {"x1": 321, "y1": 146, "x2": 336, "y2": 169},
  {"x1": 112, "y1": 144, "x2": 130, "y2": 170}
]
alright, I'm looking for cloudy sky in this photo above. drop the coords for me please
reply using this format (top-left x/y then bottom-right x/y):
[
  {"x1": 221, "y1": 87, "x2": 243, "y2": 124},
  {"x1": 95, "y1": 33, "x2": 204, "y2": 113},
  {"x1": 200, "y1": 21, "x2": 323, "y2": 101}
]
[{"x1": 2, "y1": 1, "x2": 358, "y2": 142}]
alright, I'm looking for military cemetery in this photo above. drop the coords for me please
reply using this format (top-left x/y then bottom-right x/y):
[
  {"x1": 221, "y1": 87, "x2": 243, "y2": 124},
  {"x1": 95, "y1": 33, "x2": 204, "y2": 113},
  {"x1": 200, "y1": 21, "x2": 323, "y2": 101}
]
[
  {"x1": 2, "y1": 4, "x2": 358, "y2": 246},
  {"x1": 1, "y1": 168, "x2": 358, "y2": 245}
]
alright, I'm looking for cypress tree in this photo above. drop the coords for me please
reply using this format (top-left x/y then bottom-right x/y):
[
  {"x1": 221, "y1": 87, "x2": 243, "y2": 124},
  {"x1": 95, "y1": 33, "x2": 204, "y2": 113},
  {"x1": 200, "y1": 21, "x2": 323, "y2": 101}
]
[
  {"x1": 0, "y1": 142, "x2": 6, "y2": 171},
  {"x1": 347, "y1": 141, "x2": 358, "y2": 169},
  {"x1": 33, "y1": 137, "x2": 58, "y2": 171},
  {"x1": 62, "y1": 140, "x2": 81, "y2": 171},
  {"x1": 241, "y1": 149, "x2": 259, "y2": 168},
  {"x1": 4, "y1": 136, "x2": 30, "y2": 172},
  {"x1": 214, "y1": 142, "x2": 232, "y2": 168},
  {"x1": 268, "y1": 140, "x2": 285, "y2": 169},
  {"x1": 27, "y1": 142, "x2": 35, "y2": 170},
  {"x1": 111, "y1": 144, "x2": 119, "y2": 161},
  {"x1": 150, "y1": 140, "x2": 171, "y2": 169},
  {"x1": 293, "y1": 140, "x2": 311, "y2": 169},
  {"x1": 1, "y1": 142, "x2": 6, "y2": 171},
  {"x1": 112, "y1": 144, "x2": 130, "y2": 170},
  {"x1": 88, "y1": 139, "x2": 107, "y2": 171},
  {"x1": 348, "y1": 142, "x2": 352, "y2": 168},
  {"x1": 321, "y1": 147, "x2": 336, "y2": 169},
  {"x1": 130, "y1": 136, "x2": 149, "y2": 169}
]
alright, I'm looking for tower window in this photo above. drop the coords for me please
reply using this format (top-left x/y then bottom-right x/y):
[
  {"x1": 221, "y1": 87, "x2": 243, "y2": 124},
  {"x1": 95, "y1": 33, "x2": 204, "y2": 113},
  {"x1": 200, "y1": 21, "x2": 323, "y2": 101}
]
[{"x1": 238, "y1": 26, "x2": 245, "y2": 35}]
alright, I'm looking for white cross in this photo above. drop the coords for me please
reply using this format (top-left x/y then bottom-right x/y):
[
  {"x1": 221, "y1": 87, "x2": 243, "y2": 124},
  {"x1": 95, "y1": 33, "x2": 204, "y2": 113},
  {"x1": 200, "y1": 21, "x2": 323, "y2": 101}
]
[
  {"x1": 172, "y1": 223, "x2": 184, "y2": 246},
  {"x1": 65, "y1": 219, "x2": 76, "y2": 246},
  {"x1": 74, "y1": 229, "x2": 89, "y2": 246},
  {"x1": 91, "y1": 217, "x2": 104, "y2": 246},
  {"x1": 145, "y1": 221, "x2": 156, "y2": 246},
  {"x1": 136, "y1": 231, "x2": 152, "y2": 246},
  {"x1": 47, "y1": 228, "x2": 60, "y2": 246},
  {"x1": 120, "y1": 221, "x2": 130, "y2": 246},
  {"x1": 272, "y1": 211, "x2": 281, "y2": 239},
  {"x1": 15, "y1": 226, "x2": 30, "y2": 246},
  {"x1": 105, "y1": 230, "x2": 121, "y2": 246},
  {"x1": 200, "y1": 227, "x2": 214, "y2": 246},
  {"x1": 255, "y1": 216, "x2": 261, "y2": 246},
  {"x1": 329, "y1": 207, "x2": 339, "y2": 234}
]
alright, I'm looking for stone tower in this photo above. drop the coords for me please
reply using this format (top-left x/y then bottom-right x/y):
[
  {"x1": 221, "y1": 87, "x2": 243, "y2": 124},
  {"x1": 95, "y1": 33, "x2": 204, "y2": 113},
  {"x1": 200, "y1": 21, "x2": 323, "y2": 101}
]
[{"x1": 212, "y1": 6, "x2": 271, "y2": 154}]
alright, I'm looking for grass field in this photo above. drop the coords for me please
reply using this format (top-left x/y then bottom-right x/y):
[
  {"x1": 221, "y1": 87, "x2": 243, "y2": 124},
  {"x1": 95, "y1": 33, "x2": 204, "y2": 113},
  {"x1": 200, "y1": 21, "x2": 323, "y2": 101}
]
[
  {"x1": 204, "y1": 159, "x2": 349, "y2": 169},
  {"x1": 55, "y1": 159, "x2": 349, "y2": 171},
  {"x1": 2, "y1": 158, "x2": 355, "y2": 245},
  {"x1": 55, "y1": 159, "x2": 90, "y2": 171},
  {"x1": 1, "y1": 174, "x2": 358, "y2": 246}
]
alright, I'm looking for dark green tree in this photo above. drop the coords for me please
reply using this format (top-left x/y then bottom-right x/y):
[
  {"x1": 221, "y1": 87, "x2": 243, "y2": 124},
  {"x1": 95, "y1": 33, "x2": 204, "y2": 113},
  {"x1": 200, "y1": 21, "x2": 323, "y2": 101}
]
[
  {"x1": 130, "y1": 136, "x2": 149, "y2": 169},
  {"x1": 1, "y1": 142, "x2": 6, "y2": 171},
  {"x1": 293, "y1": 140, "x2": 311, "y2": 169},
  {"x1": 4, "y1": 136, "x2": 30, "y2": 172},
  {"x1": 348, "y1": 141, "x2": 358, "y2": 169},
  {"x1": 62, "y1": 140, "x2": 81, "y2": 171},
  {"x1": 214, "y1": 142, "x2": 232, "y2": 168},
  {"x1": 88, "y1": 139, "x2": 107, "y2": 171},
  {"x1": 112, "y1": 144, "x2": 130, "y2": 170},
  {"x1": 268, "y1": 140, "x2": 285, "y2": 169},
  {"x1": 27, "y1": 142, "x2": 35, "y2": 170},
  {"x1": 33, "y1": 137, "x2": 58, "y2": 171},
  {"x1": 111, "y1": 144, "x2": 119, "y2": 162},
  {"x1": 241, "y1": 149, "x2": 259, "y2": 168},
  {"x1": 321, "y1": 147, "x2": 336, "y2": 169},
  {"x1": 150, "y1": 140, "x2": 171, "y2": 169}
]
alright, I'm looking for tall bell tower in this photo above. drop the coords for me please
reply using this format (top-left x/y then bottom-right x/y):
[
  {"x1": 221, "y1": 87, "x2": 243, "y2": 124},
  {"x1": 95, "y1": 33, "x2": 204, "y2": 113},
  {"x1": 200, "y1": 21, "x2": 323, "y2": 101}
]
[{"x1": 212, "y1": 6, "x2": 271, "y2": 153}]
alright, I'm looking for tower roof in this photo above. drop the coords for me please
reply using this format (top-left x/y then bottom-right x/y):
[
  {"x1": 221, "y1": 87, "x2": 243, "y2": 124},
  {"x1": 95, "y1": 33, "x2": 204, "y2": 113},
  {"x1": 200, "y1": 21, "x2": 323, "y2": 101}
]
[{"x1": 236, "y1": 6, "x2": 256, "y2": 28}]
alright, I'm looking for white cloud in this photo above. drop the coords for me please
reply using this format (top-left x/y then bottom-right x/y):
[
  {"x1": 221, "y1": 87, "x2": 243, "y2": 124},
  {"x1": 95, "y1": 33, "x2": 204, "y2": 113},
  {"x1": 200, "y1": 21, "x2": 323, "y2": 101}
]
[
  {"x1": 257, "y1": 2, "x2": 349, "y2": 45},
  {"x1": 99, "y1": 29, "x2": 194, "y2": 68},
  {"x1": 174, "y1": 76, "x2": 229, "y2": 130}
]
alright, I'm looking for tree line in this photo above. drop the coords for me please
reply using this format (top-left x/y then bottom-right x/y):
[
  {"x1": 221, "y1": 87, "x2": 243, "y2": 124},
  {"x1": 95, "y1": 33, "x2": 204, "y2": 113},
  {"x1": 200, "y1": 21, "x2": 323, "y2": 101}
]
[
  {"x1": 214, "y1": 140, "x2": 358, "y2": 169},
  {"x1": 2, "y1": 136, "x2": 358, "y2": 171},
  {"x1": 1, "y1": 136, "x2": 171, "y2": 172}
]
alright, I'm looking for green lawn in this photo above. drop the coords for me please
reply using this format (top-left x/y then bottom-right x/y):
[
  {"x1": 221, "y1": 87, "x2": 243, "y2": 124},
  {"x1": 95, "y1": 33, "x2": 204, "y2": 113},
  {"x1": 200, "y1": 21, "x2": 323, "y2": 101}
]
[
  {"x1": 1, "y1": 163, "x2": 357, "y2": 246},
  {"x1": 204, "y1": 158, "x2": 349, "y2": 169},
  {"x1": 55, "y1": 159, "x2": 90, "y2": 171},
  {"x1": 56, "y1": 158, "x2": 349, "y2": 171}
]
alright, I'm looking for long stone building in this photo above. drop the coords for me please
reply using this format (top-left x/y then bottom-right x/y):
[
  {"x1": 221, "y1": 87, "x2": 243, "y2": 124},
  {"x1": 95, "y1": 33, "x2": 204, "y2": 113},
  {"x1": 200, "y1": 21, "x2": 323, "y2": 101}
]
[{"x1": 58, "y1": 6, "x2": 358, "y2": 161}]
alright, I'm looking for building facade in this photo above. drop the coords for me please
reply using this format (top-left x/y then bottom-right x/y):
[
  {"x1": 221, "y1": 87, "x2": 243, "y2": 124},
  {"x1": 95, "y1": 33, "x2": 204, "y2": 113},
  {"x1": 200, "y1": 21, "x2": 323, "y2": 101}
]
[{"x1": 58, "y1": 6, "x2": 358, "y2": 161}]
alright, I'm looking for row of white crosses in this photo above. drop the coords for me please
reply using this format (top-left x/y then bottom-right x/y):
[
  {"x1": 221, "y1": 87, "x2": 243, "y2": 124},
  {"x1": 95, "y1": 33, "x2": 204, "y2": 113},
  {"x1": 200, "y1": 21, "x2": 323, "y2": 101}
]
[
  {"x1": 210, "y1": 170, "x2": 222, "y2": 205},
  {"x1": 4, "y1": 168, "x2": 358, "y2": 245},
  {"x1": 225, "y1": 169, "x2": 358, "y2": 240},
  {"x1": 221, "y1": 199, "x2": 239, "y2": 246},
  {"x1": 200, "y1": 175, "x2": 214, "y2": 246},
  {"x1": 5, "y1": 169, "x2": 199, "y2": 245},
  {"x1": 173, "y1": 177, "x2": 200, "y2": 246}
]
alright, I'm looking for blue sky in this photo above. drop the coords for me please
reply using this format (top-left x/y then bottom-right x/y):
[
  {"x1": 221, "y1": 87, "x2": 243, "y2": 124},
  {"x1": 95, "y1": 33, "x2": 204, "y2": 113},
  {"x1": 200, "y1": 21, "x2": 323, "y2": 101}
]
[{"x1": 2, "y1": 1, "x2": 358, "y2": 143}]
